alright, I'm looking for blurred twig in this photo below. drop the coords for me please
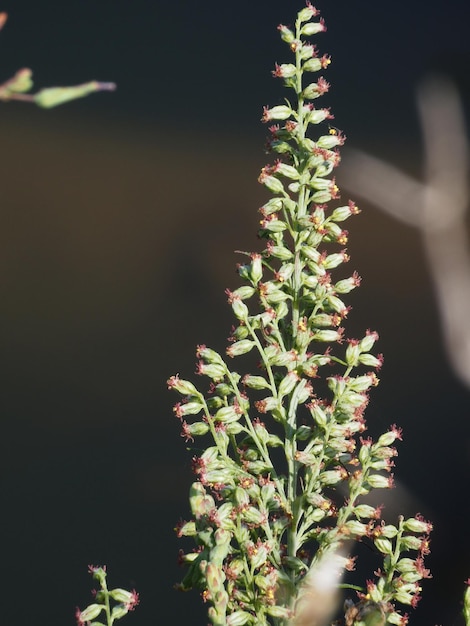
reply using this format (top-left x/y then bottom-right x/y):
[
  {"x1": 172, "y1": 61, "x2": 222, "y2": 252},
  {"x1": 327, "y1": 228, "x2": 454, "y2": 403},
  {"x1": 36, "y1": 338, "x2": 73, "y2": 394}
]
[{"x1": 340, "y1": 77, "x2": 470, "y2": 387}]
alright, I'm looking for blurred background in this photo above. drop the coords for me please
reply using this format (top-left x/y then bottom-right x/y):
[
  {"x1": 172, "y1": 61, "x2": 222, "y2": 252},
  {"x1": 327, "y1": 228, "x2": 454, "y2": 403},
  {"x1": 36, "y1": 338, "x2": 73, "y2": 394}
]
[{"x1": 0, "y1": 0, "x2": 469, "y2": 624}]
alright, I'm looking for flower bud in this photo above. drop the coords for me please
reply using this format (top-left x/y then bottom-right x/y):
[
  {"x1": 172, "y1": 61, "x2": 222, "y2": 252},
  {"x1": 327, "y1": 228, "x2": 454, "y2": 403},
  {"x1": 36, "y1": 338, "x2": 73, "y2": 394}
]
[
  {"x1": 266, "y1": 605, "x2": 292, "y2": 619},
  {"x1": 262, "y1": 105, "x2": 292, "y2": 121},
  {"x1": 231, "y1": 297, "x2": 249, "y2": 321},
  {"x1": 311, "y1": 189, "x2": 332, "y2": 203},
  {"x1": 273, "y1": 63, "x2": 296, "y2": 78},
  {"x1": 344, "y1": 520, "x2": 369, "y2": 537},
  {"x1": 174, "y1": 401, "x2": 204, "y2": 417},
  {"x1": 376, "y1": 426, "x2": 402, "y2": 447},
  {"x1": 226, "y1": 340, "x2": 256, "y2": 357},
  {"x1": 277, "y1": 24, "x2": 295, "y2": 44},
  {"x1": 227, "y1": 611, "x2": 251, "y2": 626},
  {"x1": 111, "y1": 605, "x2": 129, "y2": 621},
  {"x1": 198, "y1": 362, "x2": 226, "y2": 381},
  {"x1": 243, "y1": 375, "x2": 271, "y2": 390},
  {"x1": 400, "y1": 535, "x2": 424, "y2": 551},
  {"x1": 232, "y1": 286, "x2": 256, "y2": 300},
  {"x1": 309, "y1": 401, "x2": 328, "y2": 426},
  {"x1": 316, "y1": 133, "x2": 344, "y2": 149},
  {"x1": 360, "y1": 330, "x2": 379, "y2": 352},
  {"x1": 186, "y1": 421, "x2": 210, "y2": 437},
  {"x1": 215, "y1": 406, "x2": 240, "y2": 424},
  {"x1": 167, "y1": 375, "x2": 200, "y2": 396},
  {"x1": 288, "y1": 181, "x2": 300, "y2": 193},
  {"x1": 330, "y1": 204, "x2": 355, "y2": 222},
  {"x1": 345, "y1": 342, "x2": 360, "y2": 367},
  {"x1": 267, "y1": 244, "x2": 293, "y2": 260},
  {"x1": 259, "y1": 175, "x2": 285, "y2": 194},
  {"x1": 77, "y1": 605, "x2": 103, "y2": 623},
  {"x1": 358, "y1": 353, "x2": 383, "y2": 368},
  {"x1": 305, "y1": 107, "x2": 331, "y2": 125},
  {"x1": 301, "y1": 20, "x2": 326, "y2": 36},
  {"x1": 354, "y1": 504, "x2": 379, "y2": 519},
  {"x1": 261, "y1": 218, "x2": 288, "y2": 234},
  {"x1": 109, "y1": 589, "x2": 136, "y2": 605},
  {"x1": 319, "y1": 469, "x2": 345, "y2": 485},
  {"x1": 261, "y1": 197, "x2": 283, "y2": 215},
  {"x1": 374, "y1": 537, "x2": 393, "y2": 555},
  {"x1": 403, "y1": 516, "x2": 433, "y2": 534},
  {"x1": 323, "y1": 252, "x2": 347, "y2": 269},
  {"x1": 325, "y1": 294, "x2": 347, "y2": 314},
  {"x1": 348, "y1": 373, "x2": 377, "y2": 392},
  {"x1": 313, "y1": 329, "x2": 343, "y2": 342},
  {"x1": 367, "y1": 474, "x2": 391, "y2": 489},
  {"x1": 302, "y1": 58, "x2": 323, "y2": 73},
  {"x1": 298, "y1": 5, "x2": 319, "y2": 22},
  {"x1": 335, "y1": 276, "x2": 360, "y2": 294}
]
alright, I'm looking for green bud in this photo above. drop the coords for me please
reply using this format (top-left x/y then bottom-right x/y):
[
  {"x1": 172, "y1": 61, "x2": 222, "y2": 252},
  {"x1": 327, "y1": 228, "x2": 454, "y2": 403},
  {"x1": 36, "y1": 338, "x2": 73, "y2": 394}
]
[
  {"x1": 344, "y1": 520, "x2": 369, "y2": 537},
  {"x1": 323, "y1": 252, "x2": 347, "y2": 269},
  {"x1": 302, "y1": 58, "x2": 323, "y2": 73},
  {"x1": 260, "y1": 197, "x2": 283, "y2": 215},
  {"x1": 78, "y1": 605, "x2": 104, "y2": 623},
  {"x1": 111, "y1": 606, "x2": 129, "y2": 621},
  {"x1": 35, "y1": 81, "x2": 116, "y2": 108},
  {"x1": 358, "y1": 353, "x2": 383, "y2": 368},
  {"x1": 278, "y1": 25, "x2": 295, "y2": 44},
  {"x1": 400, "y1": 535, "x2": 424, "y2": 551},
  {"x1": 374, "y1": 537, "x2": 393, "y2": 555},
  {"x1": 354, "y1": 504, "x2": 378, "y2": 519},
  {"x1": 316, "y1": 134, "x2": 343, "y2": 149},
  {"x1": 305, "y1": 108, "x2": 331, "y2": 125},
  {"x1": 214, "y1": 406, "x2": 240, "y2": 424},
  {"x1": 278, "y1": 371, "x2": 299, "y2": 397},
  {"x1": 231, "y1": 297, "x2": 249, "y2": 321},
  {"x1": 310, "y1": 189, "x2": 332, "y2": 203},
  {"x1": 262, "y1": 105, "x2": 292, "y2": 120},
  {"x1": 301, "y1": 22, "x2": 326, "y2": 36},
  {"x1": 226, "y1": 611, "x2": 252, "y2": 626},
  {"x1": 402, "y1": 516, "x2": 432, "y2": 534},
  {"x1": 359, "y1": 330, "x2": 379, "y2": 352},
  {"x1": 319, "y1": 469, "x2": 345, "y2": 485},
  {"x1": 243, "y1": 375, "x2": 271, "y2": 390},
  {"x1": 226, "y1": 339, "x2": 256, "y2": 357},
  {"x1": 266, "y1": 605, "x2": 292, "y2": 619},
  {"x1": 167, "y1": 376, "x2": 200, "y2": 396},
  {"x1": 260, "y1": 218, "x2": 288, "y2": 233},
  {"x1": 174, "y1": 401, "x2": 204, "y2": 417},
  {"x1": 464, "y1": 583, "x2": 470, "y2": 624},
  {"x1": 267, "y1": 244, "x2": 293, "y2": 260},
  {"x1": 109, "y1": 589, "x2": 135, "y2": 604},
  {"x1": 335, "y1": 276, "x2": 359, "y2": 294},
  {"x1": 312, "y1": 329, "x2": 343, "y2": 342},
  {"x1": 367, "y1": 474, "x2": 391, "y2": 489},
  {"x1": 3, "y1": 68, "x2": 33, "y2": 94},
  {"x1": 232, "y1": 286, "x2": 256, "y2": 300},
  {"x1": 325, "y1": 294, "x2": 347, "y2": 314},
  {"x1": 186, "y1": 422, "x2": 210, "y2": 437},
  {"x1": 309, "y1": 402, "x2": 328, "y2": 426}
]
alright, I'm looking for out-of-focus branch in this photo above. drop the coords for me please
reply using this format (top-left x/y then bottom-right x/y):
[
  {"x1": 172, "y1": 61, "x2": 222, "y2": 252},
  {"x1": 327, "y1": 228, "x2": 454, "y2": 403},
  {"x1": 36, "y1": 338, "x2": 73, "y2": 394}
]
[
  {"x1": 340, "y1": 77, "x2": 470, "y2": 387},
  {"x1": 0, "y1": 12, "x2": 116, "y2": 108}
]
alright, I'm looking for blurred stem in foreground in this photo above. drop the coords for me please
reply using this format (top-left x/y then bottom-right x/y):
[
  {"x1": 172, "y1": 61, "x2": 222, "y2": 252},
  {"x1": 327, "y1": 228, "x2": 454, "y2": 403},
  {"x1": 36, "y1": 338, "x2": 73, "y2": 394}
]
[{"x1": 0, "y1": 12, "x2": 115, "y2": 108}]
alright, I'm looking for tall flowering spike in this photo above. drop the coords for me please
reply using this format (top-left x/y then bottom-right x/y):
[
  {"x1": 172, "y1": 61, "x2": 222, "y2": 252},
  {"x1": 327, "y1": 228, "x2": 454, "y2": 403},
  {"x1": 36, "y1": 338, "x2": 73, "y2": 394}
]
[{"x1": 169, "y1": 4, "x2": 431, "y2": 626}]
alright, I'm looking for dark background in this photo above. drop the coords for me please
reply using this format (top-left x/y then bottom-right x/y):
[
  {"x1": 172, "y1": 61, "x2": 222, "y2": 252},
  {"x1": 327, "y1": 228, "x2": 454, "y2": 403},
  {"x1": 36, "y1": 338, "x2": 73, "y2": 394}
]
[{"x1": 0, "y1": 1, "x2": 469, "y2": 625}]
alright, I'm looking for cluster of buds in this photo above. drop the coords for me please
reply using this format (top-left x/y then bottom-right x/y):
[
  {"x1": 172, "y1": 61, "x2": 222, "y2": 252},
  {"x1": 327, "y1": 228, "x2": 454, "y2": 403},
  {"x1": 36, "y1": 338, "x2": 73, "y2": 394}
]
[
  {"x1": 168, "y1": 3, "x2": 432, "y2": 625},
  {"x1": 75, "y1": 566, "x2": 139, "y2": 626}
]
